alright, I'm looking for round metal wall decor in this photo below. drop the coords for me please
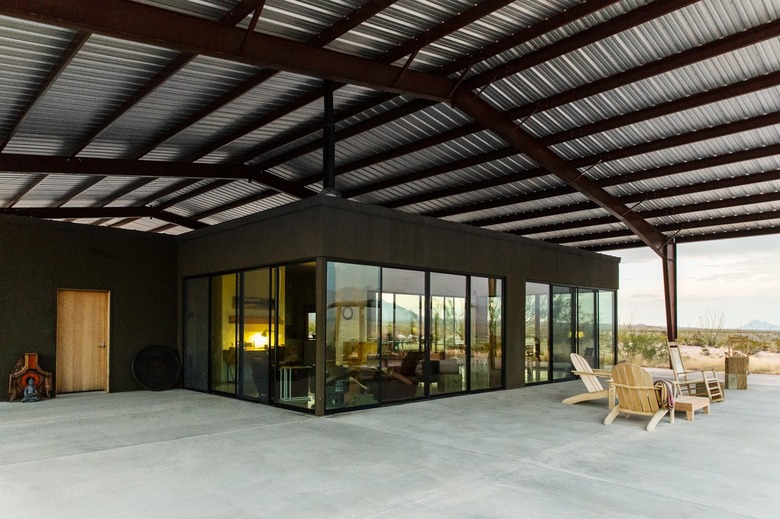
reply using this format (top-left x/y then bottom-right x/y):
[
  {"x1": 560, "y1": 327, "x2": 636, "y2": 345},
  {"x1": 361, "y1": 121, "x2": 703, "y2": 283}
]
[{"x1": 132, "y1": 345, "x2": 181, "y2": 391}]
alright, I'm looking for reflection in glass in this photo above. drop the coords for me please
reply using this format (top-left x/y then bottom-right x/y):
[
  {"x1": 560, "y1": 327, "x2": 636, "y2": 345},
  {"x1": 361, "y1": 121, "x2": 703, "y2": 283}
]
[
  {"x1": 183, "y1": 277, "x2": 209, "y2": 391},
  {"x1": 240, "y1": 268, "x2": 274, "y2": 403},
  {"x1": 326, "y1": 262, "x2": 380, "y2": 409},
  {"x1": 599, "y1": 291, "x2": 616, "y2": 369},
  {"x1": 471, "y1": 277, "x2": 502, "y2": 390},
  {"x1": 577, "y1": 289, "x2": 596, "y2": 367},
  {"x1": 210, "y1": 273, "x2": 237, "y2": 394},
  {"x1": 277, "y1": 263, "x2": 316, "y2": 410},
  {"x1": 380, "y1": 268, "x2": 425, "y2": 403},
  {"x1": 551, "y1": 286, "x2": 575, "y2": 380},
  {"x1": 525, "y1": 282, "x2": 549, "y2": 383},
  {"x1": 431, "y1": 273, "x2": 466, "y2": 394}
]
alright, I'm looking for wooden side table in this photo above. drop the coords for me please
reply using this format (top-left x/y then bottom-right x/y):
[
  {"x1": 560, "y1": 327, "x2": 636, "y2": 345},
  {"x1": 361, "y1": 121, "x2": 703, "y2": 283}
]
[{"x1": 674, "y1": 395, "x2": 710, "y2": 421}]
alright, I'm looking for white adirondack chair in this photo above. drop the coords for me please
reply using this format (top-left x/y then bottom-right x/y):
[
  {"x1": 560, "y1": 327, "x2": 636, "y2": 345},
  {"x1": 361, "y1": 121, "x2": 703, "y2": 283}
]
[{"x1": 562, "y1": 352, "x2": 614, "y2": 408}]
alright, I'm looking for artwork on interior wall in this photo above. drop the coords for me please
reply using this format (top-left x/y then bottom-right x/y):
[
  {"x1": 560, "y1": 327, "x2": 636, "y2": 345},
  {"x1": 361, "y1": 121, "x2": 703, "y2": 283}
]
[{"x1": 229, "y1": 297, "x2": 275, "y2": 324}]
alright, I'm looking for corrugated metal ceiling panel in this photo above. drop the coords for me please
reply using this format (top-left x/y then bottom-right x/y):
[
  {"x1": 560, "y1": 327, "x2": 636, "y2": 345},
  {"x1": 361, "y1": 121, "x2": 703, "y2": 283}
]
[{"x1": 8, "y1": 35, "x2": 179, "y2": 156}]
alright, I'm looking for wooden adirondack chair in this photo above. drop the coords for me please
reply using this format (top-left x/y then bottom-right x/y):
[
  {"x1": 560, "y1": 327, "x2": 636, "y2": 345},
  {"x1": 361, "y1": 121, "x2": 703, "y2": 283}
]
[
  {"x1": 667, "y1": 342, "x2": 724, "y2": 402},
  {"x1": 604, "y1": 363, "x2": 673, "y2": 432},
  {"x1": 562, "y1": 352, "x2": 614, "y2": 408}
]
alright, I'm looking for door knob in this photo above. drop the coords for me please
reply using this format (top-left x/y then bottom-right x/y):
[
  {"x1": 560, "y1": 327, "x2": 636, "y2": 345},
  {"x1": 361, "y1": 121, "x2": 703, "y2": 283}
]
[{"x1": 98, "y1": 342, "x2": 106, "y2": 348}]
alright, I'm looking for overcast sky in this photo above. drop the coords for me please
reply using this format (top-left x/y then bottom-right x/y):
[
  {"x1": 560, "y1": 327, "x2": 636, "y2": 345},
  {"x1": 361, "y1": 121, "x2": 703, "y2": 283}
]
[{"x1": 610, "y1": 234, "x2": 780, "y2": 329}]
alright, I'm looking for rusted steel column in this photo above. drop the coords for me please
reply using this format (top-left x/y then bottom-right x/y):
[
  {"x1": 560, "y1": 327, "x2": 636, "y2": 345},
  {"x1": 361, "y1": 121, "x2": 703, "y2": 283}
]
[{"x1": 662, "y1": 239, "x2": 678, "y2": 342}]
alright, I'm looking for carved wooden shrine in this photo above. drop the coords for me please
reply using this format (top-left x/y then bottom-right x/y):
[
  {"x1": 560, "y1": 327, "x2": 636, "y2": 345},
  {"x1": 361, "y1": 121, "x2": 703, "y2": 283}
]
[{"x1": 7, "y1": 353, "x2": 53, "y2": 401}]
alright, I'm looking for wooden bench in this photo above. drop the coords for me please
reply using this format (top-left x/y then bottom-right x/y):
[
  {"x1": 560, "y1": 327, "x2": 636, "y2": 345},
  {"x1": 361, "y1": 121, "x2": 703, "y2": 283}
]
[{"x1": 674, "y1": 395, "x2": 710, "y2": 421}]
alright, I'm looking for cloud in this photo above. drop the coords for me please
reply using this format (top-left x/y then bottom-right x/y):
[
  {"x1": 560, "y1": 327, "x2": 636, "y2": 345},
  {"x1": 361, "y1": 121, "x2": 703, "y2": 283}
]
[{"x1": 611, "y1": 234, "x2": 780, "y2": 328}]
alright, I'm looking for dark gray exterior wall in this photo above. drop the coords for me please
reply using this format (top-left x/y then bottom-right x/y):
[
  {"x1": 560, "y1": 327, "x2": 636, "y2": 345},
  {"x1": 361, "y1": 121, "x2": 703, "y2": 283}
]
[
  {"x1": 0, "y1": 214, "x2": 177, "y2": 400},
  {"x1": 178, "y1": 196, "x2": 620, "y2": 390},
  {"x1": 0, "y1": 196, "x2": 617, "y2": 401}
]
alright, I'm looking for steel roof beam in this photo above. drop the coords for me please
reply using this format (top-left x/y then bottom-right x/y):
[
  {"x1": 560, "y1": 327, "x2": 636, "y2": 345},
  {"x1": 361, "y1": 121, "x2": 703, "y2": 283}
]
[
  {"x1": 336, "y1": 19, "x2": 780, "y2": 192},
  {"x1": 424, "y1": 111, "x2": 780, "y2": 219},
  {"x1": 47, "y1": 0, "x2": 271, "y2": 210},
  {"x1": 550, "y1": 208, "x2": 780, "y2": 245},
  {"x1": 176, "y1": 0, "x2": 399, "y2": 164},
  {"x1": 587, "y1": 226, "x2": 780, "y2": 252},
  {"x1": 67, "y1": 1, "x2": 268, "y2": 153},
  {"x1": 434, "y1": 143, "x2": 780, "y2": 220},
  {"x1": 1, "y1": 206, "x2": 207, "y2": 230},
  {"x1": 0, "y1": 31, "x2": 89, "y2": 153},
  {"x1": 512, "y1": 171, "x2": 780, "y2": 236},
  {"x1": 438, "y1": 0, "x2": 620, "y2": 77},
  {"x1": 1, "y1": 0, "x2": 458, "y2": 101},
  {"x1": 187, "y1": 0, "x2": 515, "y2": 166},
  {"x1": 451, "y1": 90, "x2": 669, "y2": 254},
  {"x1": 508, "y1": 18, "x2": 780, "y2": 122},
  {"x1": 243, "y1": 0, "x2": 676, "y2": 176},
  {"x1": 463, "y1": 0, "x2": 698, "y2": 91},
  {"x1": 0, "y1": 153, "x2": 314, "y2": 199}
]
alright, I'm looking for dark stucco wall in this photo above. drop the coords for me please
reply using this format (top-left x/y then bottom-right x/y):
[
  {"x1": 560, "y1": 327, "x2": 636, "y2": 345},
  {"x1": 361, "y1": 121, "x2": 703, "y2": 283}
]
[
  {"x1": 0, "y1": 214, "x2": 177, "y2": 400},
  {"x1": 178, "y1": 196, "x2": 620, "y2": 389}
]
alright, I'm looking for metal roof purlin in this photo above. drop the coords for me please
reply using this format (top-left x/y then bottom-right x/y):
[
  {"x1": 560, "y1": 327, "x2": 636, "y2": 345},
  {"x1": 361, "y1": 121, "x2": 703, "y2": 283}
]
[
  {"x1": 462, "y1": 0, "x2": 700, "y2": 91},
  {"x1": 343, "y1": 20, "x2": 780, "y2": 203},
  {"x1": 451, "y1": 88, "x2": 669, "y2": 255},
  {"x1": 0, "y1": 31, "x2": 90, "y2": 153}
]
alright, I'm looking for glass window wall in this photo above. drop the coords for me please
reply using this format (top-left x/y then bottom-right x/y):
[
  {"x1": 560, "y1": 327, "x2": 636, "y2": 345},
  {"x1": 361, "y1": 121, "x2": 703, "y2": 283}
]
[
  {"x1": 598, "y1": 291, "x2": 616, "y2": 369},
  {"x1": 380, "y1": 268, "x2": 426, "y2": 403},
  {"x1": 470, "y1": 277, "x2": 502, "y2": 390},
  {"x1": 184, "y1": 261, "x2": 504, "y2": 413},
  {"x1": 326, "y1": 262, "x2": 380, "y2": 409},
  {"x1": 325, "y1": 262, "x2": 503, "y2": 410},
  {"x1": 551, "y1": 286, "x2": 575, "y2": 380},
  {"x1": 210, "y1": 273, "x2": 237, "y2": 394},
  {"x1": 239, "y1": 268, "x2": 275, "y2": 403},
  {"x1": 525, "y1": 282, "x2": 617, "y2": 384},
  {"x1": 431, "y1": 273, "x2": 467, "y2": 395},
  {"x1": 577, "y1": 289, "x2": 596, "y2": 367},
  {"x1": 182, "y1": 262, "x2": 316, "y2": 412},
  {"x1": 277, "y1": 263, "x2": 316, "y2": 410},
  {"x1": 524, "y1": 282, "x2": 549, "y2": 384}
]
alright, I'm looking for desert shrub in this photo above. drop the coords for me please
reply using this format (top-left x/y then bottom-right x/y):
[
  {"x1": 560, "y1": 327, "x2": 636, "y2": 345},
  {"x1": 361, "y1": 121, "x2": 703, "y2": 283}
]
[{"x1": 618, "y1": 324, "x2": 666, "y2": 365}]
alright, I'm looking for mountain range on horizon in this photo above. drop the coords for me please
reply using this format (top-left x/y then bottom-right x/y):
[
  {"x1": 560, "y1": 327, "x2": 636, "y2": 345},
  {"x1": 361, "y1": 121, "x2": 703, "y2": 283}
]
[
  {"x1": 740, "y1": 319, "x2": 780, "y2": 331},
  {"x1": 627, "y1": 319, "x2": 780, "y2": 331}
]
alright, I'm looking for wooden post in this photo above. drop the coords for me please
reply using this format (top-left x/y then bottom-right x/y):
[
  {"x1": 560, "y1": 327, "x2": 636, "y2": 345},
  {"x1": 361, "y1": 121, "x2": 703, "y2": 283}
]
[{"x1": 724, "y1": 356, "x2": 749, "y2": 390}]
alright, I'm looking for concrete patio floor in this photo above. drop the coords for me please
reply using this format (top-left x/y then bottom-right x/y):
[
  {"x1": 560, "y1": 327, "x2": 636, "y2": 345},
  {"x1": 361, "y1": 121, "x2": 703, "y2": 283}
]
[{"x1": 2, "y1": 370, "x2": 778, "y2": 518}]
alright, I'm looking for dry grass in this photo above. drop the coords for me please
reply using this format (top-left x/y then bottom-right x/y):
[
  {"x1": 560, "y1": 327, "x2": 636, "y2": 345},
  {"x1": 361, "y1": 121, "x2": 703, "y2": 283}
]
[{"x1": 618, "y1": 326, "x2": 780, "y2": 375}]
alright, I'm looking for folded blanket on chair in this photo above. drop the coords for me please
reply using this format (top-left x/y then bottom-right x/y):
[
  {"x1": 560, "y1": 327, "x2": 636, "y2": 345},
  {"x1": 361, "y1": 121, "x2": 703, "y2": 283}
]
[{"x1": 654, "y1": 380, "x2": 675, "y2": 410}]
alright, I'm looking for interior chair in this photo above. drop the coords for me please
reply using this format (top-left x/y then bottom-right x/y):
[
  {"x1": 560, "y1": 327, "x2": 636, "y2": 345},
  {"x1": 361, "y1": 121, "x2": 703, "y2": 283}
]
[
  {"x1": 562, "y1": 352, "x2": 614, "y2": 408},
  {"x1": 667, "y1": 342, "x2": 724, "y2": 402},
  {"x1": 380, "y1": 350, "x2": 422, "y2": 401},
  {"x1": 604, "y1": 363, "x2": 674, "y2": 432}
]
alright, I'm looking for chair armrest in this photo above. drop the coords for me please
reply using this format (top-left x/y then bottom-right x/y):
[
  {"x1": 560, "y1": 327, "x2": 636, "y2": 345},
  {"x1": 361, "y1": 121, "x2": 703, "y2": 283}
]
[
  {"x1": 387, "y1": 371, "x2": 413, "y2": 385},
  {"x1": 572, "y1": 369, "x2": 611, "y2": 378}
]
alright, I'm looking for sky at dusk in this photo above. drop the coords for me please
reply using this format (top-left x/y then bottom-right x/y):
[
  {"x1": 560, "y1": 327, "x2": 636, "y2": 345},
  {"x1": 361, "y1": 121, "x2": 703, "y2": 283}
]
[{"x1": 610, "y1": 234, "x2": 780, "y2": 330}]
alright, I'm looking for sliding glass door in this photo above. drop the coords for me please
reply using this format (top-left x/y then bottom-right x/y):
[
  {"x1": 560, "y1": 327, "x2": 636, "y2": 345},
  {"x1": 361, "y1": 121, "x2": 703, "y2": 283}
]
[
  {"x1": 239, "y1": 268, "x2": 275, "y2": 403},
  {"x1": 326, "y1": 262, "x2": 503, "y2": 411},
  {"x1": 430, "y1": 273, "x2": 466, "y2": 395},
  {"x1": 380, "y1": 268, "x2": 426, "y2": 403},
  {"x1": 210, "y1": 273, "x2": 237, "y2": 394}
]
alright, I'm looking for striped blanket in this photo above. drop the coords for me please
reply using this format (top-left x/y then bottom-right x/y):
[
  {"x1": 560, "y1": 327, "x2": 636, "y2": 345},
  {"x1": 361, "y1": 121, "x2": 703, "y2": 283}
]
[{"x1": 654, "y1": 379, "x2": 675, "y2": 410}]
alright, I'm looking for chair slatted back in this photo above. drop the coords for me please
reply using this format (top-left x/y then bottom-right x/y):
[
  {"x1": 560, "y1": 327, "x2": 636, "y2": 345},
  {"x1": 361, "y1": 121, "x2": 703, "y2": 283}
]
[
  {"x1": 612, "y1": 363, "x2": 659, "y2": 414},
  {"x1": 667, "y1": 342, "x2": 686, "y2": 378},
  {"x1": 570, "y1": 352, "x2": 604, "y2": 393}
]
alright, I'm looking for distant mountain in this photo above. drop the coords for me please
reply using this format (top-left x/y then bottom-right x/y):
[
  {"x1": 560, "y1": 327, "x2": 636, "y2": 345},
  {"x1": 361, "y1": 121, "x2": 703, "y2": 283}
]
[{"x1": 740, "y1": 319, "x2": 780, "y2": 331}]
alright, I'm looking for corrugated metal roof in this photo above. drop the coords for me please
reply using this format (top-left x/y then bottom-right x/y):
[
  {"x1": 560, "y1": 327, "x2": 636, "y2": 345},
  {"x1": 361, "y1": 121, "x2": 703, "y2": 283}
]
[{"x1": 1, "y1": 0, "x2": 779, "y2": 251}]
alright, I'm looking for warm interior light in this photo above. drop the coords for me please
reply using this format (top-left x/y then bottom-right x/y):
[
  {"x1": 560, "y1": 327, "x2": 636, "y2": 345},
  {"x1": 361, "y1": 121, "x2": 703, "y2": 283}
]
[{"x1": 250, "y1": 331, "x2": 269, "y2": 348}]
